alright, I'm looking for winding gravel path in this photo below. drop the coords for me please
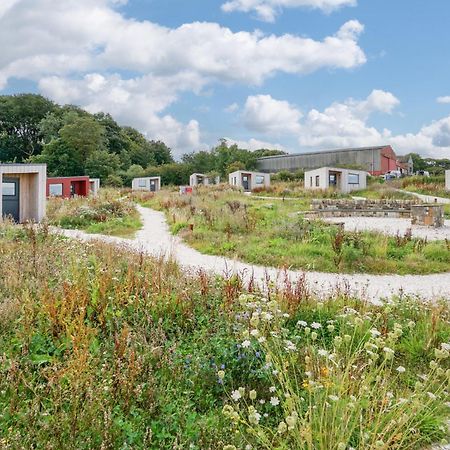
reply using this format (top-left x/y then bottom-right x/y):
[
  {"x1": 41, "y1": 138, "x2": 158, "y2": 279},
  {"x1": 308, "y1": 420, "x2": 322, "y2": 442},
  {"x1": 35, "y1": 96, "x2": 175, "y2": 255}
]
[
  {"x1": 324, "y1": 216, "x2": 450, "y2": 240},
  {"x1": 58, "y1": 206, "x2": 450, "y2": 303}
]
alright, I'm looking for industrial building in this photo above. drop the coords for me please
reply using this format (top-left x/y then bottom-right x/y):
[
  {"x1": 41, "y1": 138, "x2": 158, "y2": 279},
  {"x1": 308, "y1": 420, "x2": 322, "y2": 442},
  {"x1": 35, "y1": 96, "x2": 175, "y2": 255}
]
[{"x1": 256, "y1": 146, "x2": 409, "y2": 176}]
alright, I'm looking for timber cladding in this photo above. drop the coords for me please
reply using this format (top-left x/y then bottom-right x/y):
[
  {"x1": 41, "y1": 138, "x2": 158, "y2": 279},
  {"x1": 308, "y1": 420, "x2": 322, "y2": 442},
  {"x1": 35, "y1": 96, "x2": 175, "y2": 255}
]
[{"x1": 0, "y1": 163, "x2": 47, "y2": 223}]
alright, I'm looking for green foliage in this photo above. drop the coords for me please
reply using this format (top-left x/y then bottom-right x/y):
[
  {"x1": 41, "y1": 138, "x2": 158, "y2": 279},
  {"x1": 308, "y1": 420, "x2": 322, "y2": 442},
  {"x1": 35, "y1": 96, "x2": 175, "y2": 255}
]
[
  {"x1": 148, "y1": 187, "x2": 450, "y2": 275},
  {"x1": 0, "y1": 93, "x2": 56, "y2": 161},
  {"x1": 0, "y1": 221, "x2": 448, "y2": 449}
]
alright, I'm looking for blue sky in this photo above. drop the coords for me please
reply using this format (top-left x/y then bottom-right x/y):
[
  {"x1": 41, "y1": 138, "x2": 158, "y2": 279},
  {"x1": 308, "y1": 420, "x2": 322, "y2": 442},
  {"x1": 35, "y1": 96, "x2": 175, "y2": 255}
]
[{"x1": 1, "y1": 0, "x2": 450, "y2": 158}]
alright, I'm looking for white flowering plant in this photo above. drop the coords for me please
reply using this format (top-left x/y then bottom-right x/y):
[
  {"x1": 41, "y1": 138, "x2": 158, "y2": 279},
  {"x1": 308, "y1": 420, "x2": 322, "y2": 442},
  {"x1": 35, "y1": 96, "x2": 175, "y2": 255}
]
[{"x1": 221, "y1": 294, "x2": 450, "y2": 449}]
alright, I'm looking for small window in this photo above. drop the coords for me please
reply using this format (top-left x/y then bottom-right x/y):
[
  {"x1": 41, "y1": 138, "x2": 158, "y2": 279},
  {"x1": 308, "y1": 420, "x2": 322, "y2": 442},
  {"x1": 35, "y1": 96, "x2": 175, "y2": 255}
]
[
  {"x1": 2, "y1": 182, "x2": 16, "y2": 196},
  {"x1": 315, "y1": 175, "x2": 320, "y2": 187},
  {"x1": 348, "y1": 173, "x2": 360, "y2": 185},
  {"x1": 255, "y1": 175, "x2": 265, "y2": 185},
  {"x1": 138, "y1": 179, "x2": 147, "y2": 187},
  {"x1": 310, "y1": 177, "x2": 313, "y2": 187},
  {"x1": 49, "y1": 183, "x2": 63, "y2": 196}
]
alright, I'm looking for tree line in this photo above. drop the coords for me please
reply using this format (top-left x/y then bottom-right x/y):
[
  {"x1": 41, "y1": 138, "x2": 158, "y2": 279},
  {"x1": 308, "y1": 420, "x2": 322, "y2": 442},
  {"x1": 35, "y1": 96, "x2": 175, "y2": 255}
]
[{"x1": 0, "y1": 94, "x2": 285, "y2": 186}]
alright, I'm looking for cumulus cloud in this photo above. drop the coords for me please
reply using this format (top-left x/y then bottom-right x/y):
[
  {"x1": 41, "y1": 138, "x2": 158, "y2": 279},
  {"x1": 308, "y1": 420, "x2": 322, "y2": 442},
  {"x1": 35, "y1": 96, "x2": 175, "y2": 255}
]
[
  {"x1": 225, "y1": 103, "x2": 240, "y2": 113},
  {"x1": 0, "y1": 0, "x2": 366, "y2": 154},
  {"x1": 243, "y1": 95, "x2": 302, "y2": 134},
  {"x1": 242, "y1": 90, "x2": 450, "y2": 158},
  {"x1": 437, "y1": 96, "x2": 450, "y2": 104},
  {"x1": 224, "y1": 137, "x2": 286, "y2": 151},
  {"x1": 222, "y1": 0, "x2": 356, "y2": 22},
  {"x1": 38, "y1": 72, "x2": 205, "y2": 157}
]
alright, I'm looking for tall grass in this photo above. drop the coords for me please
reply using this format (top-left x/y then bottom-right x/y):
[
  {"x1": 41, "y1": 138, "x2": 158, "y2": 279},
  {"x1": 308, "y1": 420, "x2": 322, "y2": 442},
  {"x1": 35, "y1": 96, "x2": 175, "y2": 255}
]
[{"x1": 0, "y1": 223, "x2": 448, "y2": 448}]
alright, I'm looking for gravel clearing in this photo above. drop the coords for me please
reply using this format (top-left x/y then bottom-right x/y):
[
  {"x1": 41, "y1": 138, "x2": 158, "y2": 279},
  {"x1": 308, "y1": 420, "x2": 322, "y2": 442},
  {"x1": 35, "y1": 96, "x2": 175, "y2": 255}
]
[
  {"x1": 324, "y1": 216, "x2": 450, "y2": 240},
  {"x1": 57, "y1": 205, "x2": 450, "y2": 303}
]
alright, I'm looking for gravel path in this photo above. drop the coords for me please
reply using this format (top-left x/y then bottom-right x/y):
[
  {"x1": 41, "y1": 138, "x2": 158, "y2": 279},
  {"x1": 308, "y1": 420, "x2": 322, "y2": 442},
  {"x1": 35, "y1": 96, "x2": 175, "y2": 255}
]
[
  {"x1": 57, "y1": 205, "x2": 450, "y2": 303},
  {"x1": 397, "y1": 189, "x2": 450, "y2": 204},
  {"x1": 324, "y1": 216, "x2": 450, "y2": 240}
]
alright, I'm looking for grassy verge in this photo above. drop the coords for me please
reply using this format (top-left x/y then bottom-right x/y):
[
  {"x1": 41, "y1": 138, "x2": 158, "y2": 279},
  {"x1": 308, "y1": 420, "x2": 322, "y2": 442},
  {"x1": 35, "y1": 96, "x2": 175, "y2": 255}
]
[
  {"x1": 0, "y1": 223, "x2": 448, "y2": 449},
  {"x1": 400, "y1": 176, "x2": 450, "y2": 199},
  {"x1": 144, "y1": 187, "x2": 450, "y2": 275},
  {"x1": 47, "y1": 188, "x2": 142, "y2": 238}
]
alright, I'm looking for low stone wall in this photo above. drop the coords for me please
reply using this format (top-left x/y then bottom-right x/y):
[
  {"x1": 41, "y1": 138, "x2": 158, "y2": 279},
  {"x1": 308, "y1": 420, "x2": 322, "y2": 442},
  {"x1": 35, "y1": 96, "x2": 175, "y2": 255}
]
[{"x1": 307, "y1": 199, "x2": 419, "y2": 218}]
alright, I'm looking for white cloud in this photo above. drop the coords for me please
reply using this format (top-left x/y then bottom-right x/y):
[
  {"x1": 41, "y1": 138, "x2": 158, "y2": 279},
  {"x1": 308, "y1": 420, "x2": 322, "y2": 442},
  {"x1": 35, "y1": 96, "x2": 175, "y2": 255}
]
[
  {"x1": 437, "y1": 96, "x2": 450, "y2": 104},
  {"x1": 225, "y1": 103, "x2": 239, "y2": 113},
  {"x1": 243, "y1": 94, "x2": 302, "y2": 134},
  {"x1": 224, "y1": 137, "x2": 286, "y2": 151},
  {"x1": 242, "y1": 90, "x2": 450, "y2": 158},
  {"x1": 222, "y1": 0, "x2": 356, "y2": 22},
  {"x1": 0, "y1": 0, "x2": 366, "y2": 154},
  {"x1": 38, "y1": 72, "x2": 205, "y2": 157}
]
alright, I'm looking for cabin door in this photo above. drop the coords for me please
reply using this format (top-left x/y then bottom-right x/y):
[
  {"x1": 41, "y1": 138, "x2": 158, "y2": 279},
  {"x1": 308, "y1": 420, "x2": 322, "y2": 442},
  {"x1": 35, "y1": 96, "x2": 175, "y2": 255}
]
[
  {"x1": 2, "y1": 177, "x2": 20, "y2": 222},
  {"x1": 242, "y1": 175, "x2": 250, "y2": 191}
]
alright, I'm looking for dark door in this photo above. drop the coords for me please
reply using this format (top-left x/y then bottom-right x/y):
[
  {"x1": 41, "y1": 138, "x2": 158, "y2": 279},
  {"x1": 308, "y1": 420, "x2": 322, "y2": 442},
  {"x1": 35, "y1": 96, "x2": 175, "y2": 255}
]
[
  {"x1": 2, "y1": 177, "x2": 20, "y2": 222},
  {"x1": 150, "y1": 180, "x2": 156, "y2": 192},
  {"x1": 242, "y1": 175, "x2": 250, "y2": 191}
]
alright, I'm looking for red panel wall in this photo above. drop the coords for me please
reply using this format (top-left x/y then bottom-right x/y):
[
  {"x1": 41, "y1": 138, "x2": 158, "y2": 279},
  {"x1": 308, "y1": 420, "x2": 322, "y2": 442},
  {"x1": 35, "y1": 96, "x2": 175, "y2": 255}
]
[{"x1": 47, "y1": 176, "x2": 90, "y2": 198}]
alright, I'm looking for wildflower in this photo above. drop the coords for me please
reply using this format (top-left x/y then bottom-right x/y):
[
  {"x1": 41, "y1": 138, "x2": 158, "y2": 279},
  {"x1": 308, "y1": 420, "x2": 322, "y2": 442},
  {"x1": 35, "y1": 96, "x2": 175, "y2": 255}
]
[
  {"x1": 328, "y1": 395, "x2": 339, "y2": 402},
  {"x1": 297, "y1": 320, "x2": 307, "y2": 327},
  {"x1": 250, "y1": 329, "x2": 259, "y2": 337},
  {"x1": 311, "y1": 332, "x2": 318, "y2": 341},
  {"x1": 283, "y1": 313, "x2": 290, "y2": 318},
  {"x1": 327, "y1": 324, "x2": 335, "y2": 333},
  {"x1": 435, "y1": 347, "x2": 449, "y2": 359},
  {"x1": 231, "y1": 390, "x2": 242, "y2": 402},
  {"x1": 374, "y1": 441, "x2": 384, "y2": 448},
  {"x1": 383, "y1": 347, "x2": 395, "y2": 359},
  {"x1": 304, "y1": 327, "x2": 311, "y2": 335},
  {"x1": 395, "y1": 365, "x2": 406, "y2": 374},
  {"x1": 370, "y1": 328, "x2": 381, "y2": 338},
  {"x1": 258, "y1": 336, "x2": 266, "y2": 344},
  {"x1": 269, "y1": 386, "x2": 276, "y2": 393},
  {"x1": 429, "y1": 360, "x2": 438, "y2": 369},
  {"x1": 248, "y1": 409, "x2": 261, "y2": 425},
  {"x1": 318, "y1": 349, "x2": 329, "y2": 358},
  {"x1": 427, "y1": 392, "x2": 437, "y2": 400},
  {"x1": 222, "y1": 405, "x2": 234, "y2": 416},
  {"x1": 441, "y1": 343, "x2": 450, "y2": 351},
  {"x1": 223, "y1": 445, "x2": 237, "y2": 450},
  {"x1": 262, "y1": 312, "x2": 273, "y2": 321},
  {"x1": 334, "y1": 336, "x2": 343, "y2": 347},
  {"x1": 337, "y1": 444, "x2": 346, "y2": 450},
  {"x1": 277, "y1": 421, "x2": 287, "y2": 434},
  {"x1": 343, "y1": 334, "x2": 352, "y2": 343},
  {"x1": 259, "y1": 399, "x2": 266, "y2": 404},
  {"x1": 311, "y1": 322, "x2": 322, "y2": 329},
  {"x1": 272, "y1": 370, "x2": 279, "y2": 375},
  {"x1": 242, "y1": 340, "x2": 251, "y2": 348},
  {"x1": 249, "y1": 390, "x2": 257, "y2": 400},
  {"x1": 285, "y1": 340, "x2": 297, "y2": 352},
  {"x1": 270, "y1": 397, "x2": 280, "y2": 406},
  {"x1": 285, "y1": 411, "x2": 298, "y2": 429}
]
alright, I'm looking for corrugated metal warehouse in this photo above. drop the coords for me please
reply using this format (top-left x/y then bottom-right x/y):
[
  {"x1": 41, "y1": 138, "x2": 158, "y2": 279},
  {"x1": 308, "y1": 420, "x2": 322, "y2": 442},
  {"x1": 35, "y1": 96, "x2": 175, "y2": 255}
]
[{"x1": 256, "y1": 145, "x2": 405, "y2": 176}]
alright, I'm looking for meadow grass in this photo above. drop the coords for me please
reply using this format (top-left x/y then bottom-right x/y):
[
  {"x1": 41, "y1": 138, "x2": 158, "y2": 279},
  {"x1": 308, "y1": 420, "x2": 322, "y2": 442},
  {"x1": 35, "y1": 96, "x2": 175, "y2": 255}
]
[
  {"x1": 143, "y1": 187, "x2": 450, "y2": 275},
  {"x1": 0, "y1": 222, "x2": 448, "y2": 449},
  {"x1": 47, "y1": 188, "x2": 142, "y2": 238}
]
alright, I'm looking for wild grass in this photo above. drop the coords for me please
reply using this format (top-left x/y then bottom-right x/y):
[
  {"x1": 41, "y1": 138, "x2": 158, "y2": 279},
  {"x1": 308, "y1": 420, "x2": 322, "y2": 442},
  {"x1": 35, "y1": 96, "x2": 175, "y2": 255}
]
[
  {"x1": 0, "y1": 223, "x2": 448, "y2": 449},
  {"x1": 400, "y1": 176, "x2": 450, "y2": 199},
  {"x1": 47, "y1": 188, "x2": 142, "y2": 238},
  {"x1": 144, "y1": 187, "x2": 450, "y2": 275}
]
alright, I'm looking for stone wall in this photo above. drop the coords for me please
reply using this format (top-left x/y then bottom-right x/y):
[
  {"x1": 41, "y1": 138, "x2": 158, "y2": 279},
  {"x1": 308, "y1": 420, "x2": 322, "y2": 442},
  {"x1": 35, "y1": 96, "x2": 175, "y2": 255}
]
[
  {"x1": 411, "y1": 205, "x2": 444, "y2": 228},
  {"x1": 307, "y1": 199, "x2": 420, "y2": 218}
]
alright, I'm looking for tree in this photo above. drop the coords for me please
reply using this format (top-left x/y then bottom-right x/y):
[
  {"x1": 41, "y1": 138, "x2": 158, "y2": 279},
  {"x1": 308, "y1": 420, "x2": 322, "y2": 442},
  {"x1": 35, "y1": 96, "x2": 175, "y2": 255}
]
[
  {"x1": 32, "y1": 139, "x2": 84, "y2": 176},
  {"x1": 85, "y1": 150, "x2": 121, "y2": 180},
  {"x1": 0, "y1": 93, "x2": 55, "y2": 161},
  {"x1": 146, "y1": 163, "x2": 192, "y2": 186},
  {"x1": 59, "y1": 116, "x2": 106, "y2": 162},
  {"x1": 94, "y1": 112, "x2": 131, "y2": 155}
]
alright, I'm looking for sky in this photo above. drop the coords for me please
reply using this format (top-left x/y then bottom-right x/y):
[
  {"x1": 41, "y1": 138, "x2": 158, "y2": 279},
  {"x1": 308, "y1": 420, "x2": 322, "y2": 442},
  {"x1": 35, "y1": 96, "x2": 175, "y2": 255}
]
[{"x1": 1, "y1": 0, "x2": 450, "y2": 159}]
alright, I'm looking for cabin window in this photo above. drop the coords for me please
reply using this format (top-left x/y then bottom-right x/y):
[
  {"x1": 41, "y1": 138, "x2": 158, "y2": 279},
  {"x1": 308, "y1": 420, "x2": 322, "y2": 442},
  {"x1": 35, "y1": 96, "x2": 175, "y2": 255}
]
[
  {"x1": 138, "y1": 179, "x2": 147, "y2": 187},
  {"x1": 49, "y1": 183, "x2": 63, "y2": 196},
  {"x1": 255, "y1": 175, "x2": 265, "y2": 185},
  {"x1": 315, "y1": 175, "x2": 320, "y2": 187},
  {"x1": 2, "y1": 182, "x2": 16, "y2": 196},
  {"x1": 348, "y1": 173, "x2": 360, "y2": 185}
]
